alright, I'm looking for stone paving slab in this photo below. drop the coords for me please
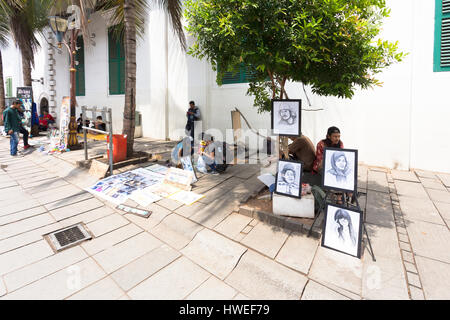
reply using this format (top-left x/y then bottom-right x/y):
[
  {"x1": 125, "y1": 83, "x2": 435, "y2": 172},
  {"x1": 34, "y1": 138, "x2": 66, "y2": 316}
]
[
  {"x1": 111, "y1": 244, "x2": 180, "y2": 292},
  {"x1": 49, "y1": 198, "x2": 105, "y2": 221},
  {"x1": 414, "y1": 170, "x2": 437, "y2": 180},
  {"x1": 123, "y1": 207, "x2": 171, "y2": 232},
  {"x1": 1, "y1": 199, "x2": 42, "y2": 216},
  {"x1": 189, "y1": 195, "x2": 238, "y2": 229},
  {"x1": 301, "y1": 280, "x2": 350, "y2": 300},
  {"x1": 398, "y1": 195, "x2": 445, "y2": 225},
  {"x1": 43, "y1": 192, "x2": 93, "y2": 211},
  {"x1": 1, "y1": 258, "x2": 106, "y2": 300},
  {"x1": 58, "y1": 206, "x2": 116, "y2": 228},
  {"x1": 181, "y1": 229, "x2": 247, "y2": 280},
  {"x1": 25, "y1": 178, "x2": 69, "y2": 194},
  {"x1": 0, "y1": 180, "x2": 18, "y2": 189},
  {"x1": 391, "y1": 170, "x2": 420, "y2": 182},
  {"x1": 214, "y1": 213, "x2": 253, "y2": 241},
  {"x1": 186, "y1": 276, "x2": 238, "y2": 300},
  {"x1": 365, "y1": 224, "x2": 404, "y2": 260},
  {"x1": 66, "y1": 276, "x2": 125, "y2": 300},
  {"x1": 0, "y1": 278, "x2": 6, "y2": 297},
  {"x1": 81, "y1": 224, "x2": 143, "y2": 256},
  {"x1": 174, "y1": 202, "x2": 207, "y2": 219},
  {"x1": 406, "y1": 220, "x2": 450, "y2": 264},
  {"x1": 275, "y1": 232, "x2": 318, "y2": 275},
  {"x1": 367, "y1": 170, "x2": 389, "y2": 193},
  {"x1": 394, "y1": 180, "x2": 429, "y2": 199},
  {"x1": 0, "y1": 213, "x2": 56, "y2": 240},
  {"x1": 3, "y1": 246, "x2": 88, "y2": 292},
  {"x1": 418, "y1": 177, "x2": 447, "y2": 191},
  {"x1": 362, "y1": 251, "x2": 409, "y2": 300},
  {"x1": 309, "y1": 247, "x2": 363, "y2": 295},
  {"x1": 0, "y1": 222, "x2": 61, "y2": 255},
  {"x1": 426, "y1": 189, "x2": 450, "y2": 204},
  {"x1": 434, "y1": 201, "x2": 450, "y2": 225},
  {"x1": 224, "y1": 250, "x2": 307, "y2": 300},
  {"x1": 415, "y1": 256, "x2": 450, "y2": 300},
  {"x1": 93, "y1": 232, "x2": 162, "y2": 273},
  {"x1": 32, "y1": 185, "x2": 85, "y2": 205},
  {"x1": 436, "y1": 173, "x2": 450, "y2": 188},
  {"x1": 157, "y1": 198, "x2": 184, "y2": 211},
  {"x1": 365, "y1": 190, "x2": 395, "y2": 228},
  {"x1": 150, "y1": 214, "x2": 204, "y2": 250},
  {"x1": 0, "y1": 240, "x2": 54, "y2": 276},
  {"x1": 241, "y1": 222, "x2": 290, "y2": 259},
  {"x1": 127, "y1": 256, "x2": 210, "y2": 300},
  {"x1": 0, "y1": 206, "x2": 47, "y2": 226},
  {"x1": 86, "y1": 213, "x2": 130, "y2": 237}
]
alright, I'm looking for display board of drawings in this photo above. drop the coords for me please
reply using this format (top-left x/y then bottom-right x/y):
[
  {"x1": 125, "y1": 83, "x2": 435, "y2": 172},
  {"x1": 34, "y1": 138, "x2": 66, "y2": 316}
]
[{"x1": 86, "y1": 164, "x2": 205, "y2": 207}]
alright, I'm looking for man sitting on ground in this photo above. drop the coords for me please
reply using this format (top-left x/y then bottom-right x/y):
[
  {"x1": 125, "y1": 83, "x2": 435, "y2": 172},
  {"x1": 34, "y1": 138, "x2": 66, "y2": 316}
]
[
  {"x1": 199, "y1": 134, "x2": 219, "y2": 175},
  {"x1": 38, "y1": 110, "x2": 55, "y2": 131}
]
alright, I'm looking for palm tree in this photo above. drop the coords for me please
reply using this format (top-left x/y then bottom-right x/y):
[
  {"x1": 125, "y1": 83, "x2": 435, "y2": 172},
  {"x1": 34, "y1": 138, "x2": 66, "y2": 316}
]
[
  {"x1": 97, "y1": 0, "x2": 186, "y2": 157},
  {"x1": 1, "y1": 0, "x2": 51, "y2": 87},
  {"x1": 0, "y1": 5, "x2": 11, "y2": 125}
]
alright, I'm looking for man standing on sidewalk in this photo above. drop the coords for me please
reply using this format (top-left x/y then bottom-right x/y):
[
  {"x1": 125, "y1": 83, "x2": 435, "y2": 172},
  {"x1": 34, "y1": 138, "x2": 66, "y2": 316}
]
[{"x1": 2, "y1": 100, "x2": 23, "y2": 156}]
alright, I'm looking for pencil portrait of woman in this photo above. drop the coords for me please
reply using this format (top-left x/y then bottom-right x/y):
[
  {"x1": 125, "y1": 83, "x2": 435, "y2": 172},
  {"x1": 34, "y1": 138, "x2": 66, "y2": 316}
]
[{"x1": 323, "y1": 149, "x2": 356, "y2": 192}]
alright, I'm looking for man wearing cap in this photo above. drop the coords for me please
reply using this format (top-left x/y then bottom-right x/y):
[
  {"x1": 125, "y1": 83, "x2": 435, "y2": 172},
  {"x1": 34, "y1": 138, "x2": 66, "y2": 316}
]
[{"x1": 2, "y1": 100, "x2": 23, "y2": 156}]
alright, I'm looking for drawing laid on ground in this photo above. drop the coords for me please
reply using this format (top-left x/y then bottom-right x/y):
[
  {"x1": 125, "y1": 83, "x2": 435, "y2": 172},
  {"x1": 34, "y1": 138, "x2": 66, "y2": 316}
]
[
  {"x1": 275, "y1": 159, "x2": 303, "y2": 198},
  {"x1": 322, "y1": 148, "x2": 358, "y2": 192},
  {"x1": 271, "y1": 99, "x2": 301, "y2": 136},
  {"x1": 321, "y1": 203, "x2": 363, "y2": 258}
]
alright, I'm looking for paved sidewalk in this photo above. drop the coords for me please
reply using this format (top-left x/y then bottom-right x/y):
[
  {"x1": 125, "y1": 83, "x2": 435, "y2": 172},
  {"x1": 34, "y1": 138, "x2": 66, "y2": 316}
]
[{"x1": 0, "y1": 137, "x2": 449, "y2": 300}]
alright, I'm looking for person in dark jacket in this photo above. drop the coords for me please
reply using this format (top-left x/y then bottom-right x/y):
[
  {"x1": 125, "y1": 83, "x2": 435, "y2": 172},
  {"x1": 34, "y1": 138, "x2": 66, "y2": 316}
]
[
  {"x1": 3, "y1": 100, "x2": 23, "y2": 156},
  {"x1": 185, "y1": 101, "x2": 201, "y2": 154}
]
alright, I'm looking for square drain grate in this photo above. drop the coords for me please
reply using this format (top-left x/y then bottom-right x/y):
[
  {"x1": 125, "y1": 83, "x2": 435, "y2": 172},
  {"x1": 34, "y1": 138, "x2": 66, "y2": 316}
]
[{"x1": 44, "y1": 223, "x2": 93, "y2": 252}]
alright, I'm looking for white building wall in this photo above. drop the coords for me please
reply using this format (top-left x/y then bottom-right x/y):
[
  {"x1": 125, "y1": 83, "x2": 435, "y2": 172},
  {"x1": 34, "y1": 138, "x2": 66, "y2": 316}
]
[{"x1": 4, "y1": 0, "x2": 448, "y2": 173}]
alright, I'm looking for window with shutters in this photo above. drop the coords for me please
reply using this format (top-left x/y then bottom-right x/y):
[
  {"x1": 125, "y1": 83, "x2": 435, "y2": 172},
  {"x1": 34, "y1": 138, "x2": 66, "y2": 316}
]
[
  {"x1": 220, "y1": 63, "x2": 257, "y2": 84},
  {"x1": 108, "y1": 29, "x2": 125, "y2": 95},
  {"x1": 434, "y1": 0, "x2": 450, "y2": 72},
  {"x1": 5, "y1": 77, "x2": 12, "y2": 98},
  {"x1": 75, "y1": 36, "x2": 85, "y2": 96}
]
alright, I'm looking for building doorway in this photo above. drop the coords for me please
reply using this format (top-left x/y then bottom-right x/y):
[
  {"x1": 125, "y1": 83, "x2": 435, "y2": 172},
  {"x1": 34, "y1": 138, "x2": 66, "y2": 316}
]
[{"x1": 40, "y1": 97, "x2": 49, "y2": 115}]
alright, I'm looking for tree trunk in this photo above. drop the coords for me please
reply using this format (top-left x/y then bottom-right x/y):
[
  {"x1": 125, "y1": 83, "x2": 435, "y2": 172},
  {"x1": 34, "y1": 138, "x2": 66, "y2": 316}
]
[
  {"x1": 21, "y1": 44, "x2": 33, "y2": 87},
  {"x1": 0, "y1": 50, "x2": 5, "y2": 126},
  {"x1": 122, "y1": 0, "x2": 137, "y2": 158}
]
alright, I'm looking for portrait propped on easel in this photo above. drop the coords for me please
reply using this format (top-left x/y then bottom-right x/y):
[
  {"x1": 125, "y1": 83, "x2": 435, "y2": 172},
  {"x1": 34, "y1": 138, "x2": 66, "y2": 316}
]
[
  {"x1": 321, "y1": 203, "x2": 363, "y2": 258},
  {"x1": 322, "y1": 148, "x2": 358, "y2": 193}
]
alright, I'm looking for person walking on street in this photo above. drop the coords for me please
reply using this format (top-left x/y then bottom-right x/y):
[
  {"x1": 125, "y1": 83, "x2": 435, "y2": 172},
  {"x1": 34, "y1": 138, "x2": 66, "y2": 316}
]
[
  {"x1": 185, "y1": 101, "x2": 201, "y2": 153},
  {"x1": 3, "y1": 100, "x2": 23, "y2": 156}
]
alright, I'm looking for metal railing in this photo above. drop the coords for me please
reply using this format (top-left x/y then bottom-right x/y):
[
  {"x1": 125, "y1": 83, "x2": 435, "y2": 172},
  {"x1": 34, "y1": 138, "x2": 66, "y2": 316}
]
[{"x1": 81, "y1": 106, "x2": 113, "y2": 175}]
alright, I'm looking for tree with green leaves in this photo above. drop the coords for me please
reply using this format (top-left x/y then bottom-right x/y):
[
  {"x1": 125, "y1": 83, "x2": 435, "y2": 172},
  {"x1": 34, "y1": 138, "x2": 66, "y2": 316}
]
[{"x1": 185, "y1": 0, "x2": 406, "y2": 114}]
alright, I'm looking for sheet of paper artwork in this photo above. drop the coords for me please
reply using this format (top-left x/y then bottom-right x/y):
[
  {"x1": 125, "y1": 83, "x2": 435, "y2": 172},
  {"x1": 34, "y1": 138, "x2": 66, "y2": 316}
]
[
  {"x1": 145, "y1": 183, "x2": 181, "y2": 198},
  {"x1": 144, "y1": 164, "x2": 169, "y2": 175},
  {"x1": 129, "y1": 188, "x2": 162, "y2": 207},
  {"x1": 168, "y1": 190, "x2": 205, "y2": 206},
  {"x1": 257, "y1": 173, "x2": 276, "y2": 188},
  {"x1": 180, "y1": 156, "x2": 198, "y2": 184},
  {"x1": 86, "y1": 168, "x2": 165, "y2": 205},
  {"x1": 163, "y1": 167, "x2": 194, "y2": 190}
]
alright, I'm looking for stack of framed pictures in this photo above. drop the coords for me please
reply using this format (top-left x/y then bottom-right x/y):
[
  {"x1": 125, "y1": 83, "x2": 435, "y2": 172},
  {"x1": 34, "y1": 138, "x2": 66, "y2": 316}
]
[{"x1": 317, "y1": 147, "x2": 374, "y2": 260}]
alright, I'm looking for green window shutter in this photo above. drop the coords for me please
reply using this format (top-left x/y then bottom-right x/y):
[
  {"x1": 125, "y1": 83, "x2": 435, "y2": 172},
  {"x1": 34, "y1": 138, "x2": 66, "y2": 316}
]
[
  {"x1": 6, "y1": 78, "x2": 12, "y2": 97},
  {"x1": 434, "y1": 0, "x2": 450, "y2": 72},
  {"x1": 75, "y1": 36, "x2": 85, "y2": 96},
  {"x1": 221, "y1": 63, "x2": 257, "y2": 84},
  {"x1": 108, "y1": 29, "x2": 125, "y2": 95}
]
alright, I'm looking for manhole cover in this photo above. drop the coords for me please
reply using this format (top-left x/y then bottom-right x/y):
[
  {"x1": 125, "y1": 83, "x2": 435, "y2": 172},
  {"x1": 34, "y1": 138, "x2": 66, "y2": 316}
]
[{"x1": 43, "y1": 223, "x2": 93, "y2": 252}]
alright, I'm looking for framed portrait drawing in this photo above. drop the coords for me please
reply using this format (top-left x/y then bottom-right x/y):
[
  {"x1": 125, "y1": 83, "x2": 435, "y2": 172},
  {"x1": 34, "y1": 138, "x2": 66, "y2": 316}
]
[
  {"x1": 275, "y1": 159, "x2": 303, "y2": 198},
  {"x1": 271, "y1": 99, "x2": 301, "y2": 136},
  {"x1": 321, "y1": 203, "x2": 363, "y2": 258},
  {"x1": 322, "y1": 147, "x2": 358, "y2": 193}
]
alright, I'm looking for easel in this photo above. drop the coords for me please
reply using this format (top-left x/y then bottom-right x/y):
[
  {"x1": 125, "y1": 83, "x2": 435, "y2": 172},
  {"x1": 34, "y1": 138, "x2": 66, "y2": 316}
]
[{"x1": 307, "y1": 188, "x2": 376, "y2": 261}]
